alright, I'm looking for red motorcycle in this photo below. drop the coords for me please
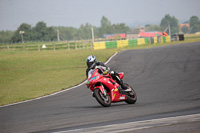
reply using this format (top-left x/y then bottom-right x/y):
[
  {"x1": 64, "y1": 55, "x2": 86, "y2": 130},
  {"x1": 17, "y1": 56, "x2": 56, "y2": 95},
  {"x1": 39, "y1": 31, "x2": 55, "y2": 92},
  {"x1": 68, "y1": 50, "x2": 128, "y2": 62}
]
[{"x1": 86, "y1": 66, "x2": 137, "y2": 107}]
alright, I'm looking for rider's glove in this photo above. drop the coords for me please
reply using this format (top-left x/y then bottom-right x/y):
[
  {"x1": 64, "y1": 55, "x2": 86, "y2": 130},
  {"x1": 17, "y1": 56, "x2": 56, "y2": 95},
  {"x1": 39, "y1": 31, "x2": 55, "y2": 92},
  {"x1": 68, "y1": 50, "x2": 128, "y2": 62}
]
[{"x1": 103, "y1": 70, "x2": 109, "y2": 75}]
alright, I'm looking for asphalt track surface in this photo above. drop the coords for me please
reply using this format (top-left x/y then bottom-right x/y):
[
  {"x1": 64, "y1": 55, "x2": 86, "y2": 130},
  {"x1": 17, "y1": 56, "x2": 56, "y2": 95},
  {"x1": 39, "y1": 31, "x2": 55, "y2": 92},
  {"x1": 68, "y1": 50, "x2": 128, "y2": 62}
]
[{"x1": 0, "y1": 42, "x2": 200, "y2": 133}]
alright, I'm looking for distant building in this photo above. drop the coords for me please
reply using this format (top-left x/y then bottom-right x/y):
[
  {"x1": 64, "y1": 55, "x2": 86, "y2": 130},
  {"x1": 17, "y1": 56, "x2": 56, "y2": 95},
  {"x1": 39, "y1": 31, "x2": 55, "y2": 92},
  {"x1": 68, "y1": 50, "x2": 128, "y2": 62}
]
[
  {"x1": 126, "y1": 26, "x2": 145, "y2": 39},
  {"x1": 138, "y1": 31, "x2": 163, "y2": 38},
  {"x1": 126, "y1": 32, "x2": 139, "y2": 39},
  {"x1": 104, "y1": 33, "x2": 126, "y2": 39}
]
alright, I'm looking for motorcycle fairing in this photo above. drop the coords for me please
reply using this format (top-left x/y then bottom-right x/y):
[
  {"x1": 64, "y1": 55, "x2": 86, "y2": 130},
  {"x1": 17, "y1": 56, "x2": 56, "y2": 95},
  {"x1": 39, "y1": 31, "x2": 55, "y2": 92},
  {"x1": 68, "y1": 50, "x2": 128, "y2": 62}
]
[
  {"x1": 87, "y1": 68, "x2": 127, "y2": 102},
  {"x1": 110, "y1": 87, "x2": 127, "y2": 102},
  {"x1": 118, "y1": 72, "x2": 124, "y2": 79}
]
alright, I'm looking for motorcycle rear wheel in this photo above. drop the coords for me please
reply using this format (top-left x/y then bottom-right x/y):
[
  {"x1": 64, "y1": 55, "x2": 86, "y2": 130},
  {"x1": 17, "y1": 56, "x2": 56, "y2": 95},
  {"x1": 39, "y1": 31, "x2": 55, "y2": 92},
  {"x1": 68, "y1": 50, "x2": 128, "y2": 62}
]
[
  {"x1": 94, "y1": 88, "x2": 111, "y2": 107},
  {"x1": 124, "y1": 83, "x2": 137, "y2": 104}
]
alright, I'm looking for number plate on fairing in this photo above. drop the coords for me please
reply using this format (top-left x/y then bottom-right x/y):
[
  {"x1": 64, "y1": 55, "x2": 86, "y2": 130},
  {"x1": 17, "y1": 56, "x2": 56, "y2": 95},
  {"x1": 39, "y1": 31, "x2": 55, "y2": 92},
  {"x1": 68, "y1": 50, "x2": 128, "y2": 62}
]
[{"x1": 119, "y1": 96, "x2": 125, "y2": 100}]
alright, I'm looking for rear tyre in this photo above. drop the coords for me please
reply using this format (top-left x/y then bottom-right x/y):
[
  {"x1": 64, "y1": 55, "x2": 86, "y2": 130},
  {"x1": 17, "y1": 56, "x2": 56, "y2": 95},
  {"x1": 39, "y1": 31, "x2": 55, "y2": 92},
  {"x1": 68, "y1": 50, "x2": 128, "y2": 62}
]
[
  {"x1": 94, "y1": 88, "x2": 111, "y2": 107},
  {"x1": 124, "y1": 83, "x2": 137, "y2": 104}
]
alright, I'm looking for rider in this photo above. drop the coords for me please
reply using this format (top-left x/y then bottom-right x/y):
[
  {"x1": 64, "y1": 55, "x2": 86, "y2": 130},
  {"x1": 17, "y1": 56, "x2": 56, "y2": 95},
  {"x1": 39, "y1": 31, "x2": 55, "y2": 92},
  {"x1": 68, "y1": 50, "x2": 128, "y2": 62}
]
[{"x1": 86, "y1": 55, "x2": 128, "y2": 91}]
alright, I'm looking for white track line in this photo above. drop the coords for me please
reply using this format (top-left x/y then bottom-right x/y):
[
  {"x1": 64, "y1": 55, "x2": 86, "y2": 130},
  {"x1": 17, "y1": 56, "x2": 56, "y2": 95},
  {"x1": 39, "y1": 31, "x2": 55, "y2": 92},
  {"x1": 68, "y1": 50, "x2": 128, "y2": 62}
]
[
  {"x1": 0, "y1": 52, "x2": 118, "y2": 108},
  {"x1": 53, "y1": 113, "x2": 200, "y2": 133}
]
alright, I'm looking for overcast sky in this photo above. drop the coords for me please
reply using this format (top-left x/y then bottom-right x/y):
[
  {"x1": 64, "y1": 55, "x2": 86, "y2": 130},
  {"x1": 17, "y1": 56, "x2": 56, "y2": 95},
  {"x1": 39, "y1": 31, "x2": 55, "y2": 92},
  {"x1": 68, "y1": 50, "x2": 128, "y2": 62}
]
[{"x1": 0, "y1": 0, "x2": 200, "y2": 31}]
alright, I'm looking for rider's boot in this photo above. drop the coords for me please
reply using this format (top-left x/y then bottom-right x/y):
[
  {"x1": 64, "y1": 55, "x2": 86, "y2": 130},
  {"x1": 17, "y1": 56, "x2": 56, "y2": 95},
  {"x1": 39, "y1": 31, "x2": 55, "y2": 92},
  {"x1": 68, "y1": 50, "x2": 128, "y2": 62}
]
[
  {"x1": 110, "y1": 71, "x2": 130, "y2": 92},
  {"x1": 115, "y1": 75, "x2": 129, "y2": 91},
  {"x1": 118, "y1": 80, "x2": 129, "y2": 91}
]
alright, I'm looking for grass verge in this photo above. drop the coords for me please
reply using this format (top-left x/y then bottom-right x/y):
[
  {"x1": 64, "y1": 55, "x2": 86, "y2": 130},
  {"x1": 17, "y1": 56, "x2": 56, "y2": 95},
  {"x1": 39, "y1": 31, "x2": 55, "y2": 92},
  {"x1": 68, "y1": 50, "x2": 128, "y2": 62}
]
[{"x1": 0, "y1": 49, "x2": 117, "y2": 105}]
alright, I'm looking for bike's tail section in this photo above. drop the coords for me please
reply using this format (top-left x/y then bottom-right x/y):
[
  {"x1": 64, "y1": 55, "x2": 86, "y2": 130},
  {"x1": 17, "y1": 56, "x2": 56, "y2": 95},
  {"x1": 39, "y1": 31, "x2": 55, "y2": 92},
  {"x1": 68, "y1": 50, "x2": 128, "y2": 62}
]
[{"x1": 118, "y1": 72, "x2": 124, "y2": 79}]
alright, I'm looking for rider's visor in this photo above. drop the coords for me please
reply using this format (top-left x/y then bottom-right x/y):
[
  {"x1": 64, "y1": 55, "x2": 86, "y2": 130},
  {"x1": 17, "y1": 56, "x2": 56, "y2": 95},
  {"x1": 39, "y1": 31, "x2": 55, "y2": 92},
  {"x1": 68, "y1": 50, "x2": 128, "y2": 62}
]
[{"x1": 88, "y1": 62, "x2": 93, "y2": 66}]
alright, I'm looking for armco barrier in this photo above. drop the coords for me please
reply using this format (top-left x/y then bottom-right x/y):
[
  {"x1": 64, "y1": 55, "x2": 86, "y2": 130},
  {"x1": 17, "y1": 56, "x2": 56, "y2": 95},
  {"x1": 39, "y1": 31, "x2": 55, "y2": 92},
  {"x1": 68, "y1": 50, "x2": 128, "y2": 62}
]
[
  {"x1": 144, "y1": 38, "x2": 149, "y2": 44},
  {"x1": 106, "y1": 41, "x2": 117, "y2": 49},
  {"x1": 117, "y1": 40, "x2": 129, "y2": 48},
  {"x1": 93, "y1": 42, "x2": 106, "y2": 50},
  {"x1": 154, "y1": 37, "x2": 158, "y2": 44},
  {"x1": 137, "y1": 38, "x2": 146, "y2": 45},
  {"x1": 128, "y1": 39, "x2": 137, "y2": 47},
  {"x1": 93, "y1": 36, "x2": 171, "y2": 50},
  {"x1": 166, "y1": 36, "x2": 171, "y2": 42}
]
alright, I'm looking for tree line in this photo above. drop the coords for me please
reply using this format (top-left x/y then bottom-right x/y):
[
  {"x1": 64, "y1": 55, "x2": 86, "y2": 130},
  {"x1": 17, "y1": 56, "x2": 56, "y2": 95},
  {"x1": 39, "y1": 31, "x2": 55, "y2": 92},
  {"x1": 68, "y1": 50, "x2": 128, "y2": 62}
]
[
  {"x1": 0, "y1": 16, "x2": 129, "y2": 43},
  {"x1": 146, "y1": 15, "x2": 200, "y2": 34},
  {"x1": 0, "y1": 15, "x2": 200, "y2": 43}
]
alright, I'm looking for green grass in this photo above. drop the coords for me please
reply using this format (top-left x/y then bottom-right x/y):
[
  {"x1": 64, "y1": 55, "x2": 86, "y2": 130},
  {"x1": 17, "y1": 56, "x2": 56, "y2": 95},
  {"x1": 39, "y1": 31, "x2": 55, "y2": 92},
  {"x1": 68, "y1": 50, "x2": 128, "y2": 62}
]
[
  {"x1": 0, "y1": 37, "x2": 200, "y2": 106},
  {"x1": 0, "y1": 49, "x2": 117, "y2": 105}
]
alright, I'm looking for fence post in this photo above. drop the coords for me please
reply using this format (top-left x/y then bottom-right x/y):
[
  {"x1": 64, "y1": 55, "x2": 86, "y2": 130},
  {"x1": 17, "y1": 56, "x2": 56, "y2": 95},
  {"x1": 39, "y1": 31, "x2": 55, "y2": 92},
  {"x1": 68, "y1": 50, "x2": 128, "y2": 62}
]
[
  {"x1": 53, "y1": 43, "x2": 56, "y2": 51},
  {"x1": 68, "y1": 42, "x2": 70, "y2": 50},
  {"x1": 83, "y1": 42, "x2": 85, "y2": 49},
  {"x1": 38, "y1": 44, "x2": 40, "y2": 51},
  {"x1": 23, "y1": 45, "x2": 26, "y2": 51},
  {"x1": 91, "y1": 41, "x2": 93, "y2": 50},
  {"x1": 157, "y1": 36, "x2": 160, "y2": 43},
  {"x1": 86, "y1": 41, "x2": 88, "y2": 50},
  {"x1": 7, "y1": 45, "x2": 9, "y2": 51},
  {"x1": 75, "y1": 42, "x2": 77, "y2": 50}
]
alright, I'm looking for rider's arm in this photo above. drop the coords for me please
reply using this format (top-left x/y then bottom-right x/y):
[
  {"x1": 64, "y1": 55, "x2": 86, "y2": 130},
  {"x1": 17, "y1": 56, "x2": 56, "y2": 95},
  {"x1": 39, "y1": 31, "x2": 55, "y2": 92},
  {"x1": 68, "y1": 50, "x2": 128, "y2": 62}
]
[
  {"x1": 96, "y1": 62, "x2": 110, "y2": 74},
  {"x1": 97, "y1": 62, "x2": 110, "y2": 71},
  {"x1": 86, "y1": 68, "x2": 90, "y2": 78}
]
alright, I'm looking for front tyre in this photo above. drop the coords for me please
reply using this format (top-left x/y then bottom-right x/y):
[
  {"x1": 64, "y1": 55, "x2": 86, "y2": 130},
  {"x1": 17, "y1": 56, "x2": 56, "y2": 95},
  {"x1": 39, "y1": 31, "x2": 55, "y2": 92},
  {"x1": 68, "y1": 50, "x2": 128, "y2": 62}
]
[
  {"x1": 124, "y1": 83, "x2": 137, "y2": 104},
  {"x1": 94, "y1": 88, "x2": 111, "y2": 107}
]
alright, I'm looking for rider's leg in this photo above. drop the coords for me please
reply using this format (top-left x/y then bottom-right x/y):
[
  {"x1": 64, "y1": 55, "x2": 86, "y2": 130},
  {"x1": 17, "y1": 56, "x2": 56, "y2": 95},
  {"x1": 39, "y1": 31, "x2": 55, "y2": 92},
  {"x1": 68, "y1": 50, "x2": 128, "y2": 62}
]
[{"x1": 110, "y1": 71, "x2": 128, "y2": 90}]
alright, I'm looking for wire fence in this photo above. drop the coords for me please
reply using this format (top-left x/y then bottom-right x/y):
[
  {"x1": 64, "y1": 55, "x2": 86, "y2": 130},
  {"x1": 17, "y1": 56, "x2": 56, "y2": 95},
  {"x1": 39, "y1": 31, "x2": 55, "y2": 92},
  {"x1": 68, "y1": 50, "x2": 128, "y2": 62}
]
[{"x1": 0, "y1": 40, "x2": 93, "y2": 51}]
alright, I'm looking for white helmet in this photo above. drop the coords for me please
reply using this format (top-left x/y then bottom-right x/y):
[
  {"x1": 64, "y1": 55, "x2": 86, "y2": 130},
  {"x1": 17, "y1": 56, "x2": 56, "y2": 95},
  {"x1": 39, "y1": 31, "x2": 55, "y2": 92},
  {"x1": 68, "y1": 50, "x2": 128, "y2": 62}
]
[{"x1": 86, "y1": 55, "x2": 97, "y2": 69}]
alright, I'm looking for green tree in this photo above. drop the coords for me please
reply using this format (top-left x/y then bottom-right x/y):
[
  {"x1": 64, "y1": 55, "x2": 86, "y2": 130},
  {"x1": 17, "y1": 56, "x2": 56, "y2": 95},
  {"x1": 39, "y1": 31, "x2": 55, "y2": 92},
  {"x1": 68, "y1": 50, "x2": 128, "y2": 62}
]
[
  {"x1": 47, "y1": 27, "x2": 56, "y2": 41},
  {"x1": 11, "y1": 21, "x2": 56, "y2": 42},
  {"x1": 33, "y1": 21, "x2": 48, "y2": 41},
  {"x1": 145, "y1": 25, "x2": 161, "y2": 32},
  {"x1": 8, "y1": 16, "x2": 131, "y2": 43},
  {"x1": 32, "y1": 21, "x2": 56, "y2": 41},
  {"x1": 112, "y1": 23, "x2": 130, "y2": 33},
  {"x1": 160, "y1": 14, "x2": 179, "y2": 34},
  {"x1": 99, "y1": 16, "x2": 130, "y2": 37},
  {"x1": 11, "y1": 23, "x2": 32, "y2": 42},
  {"x1": 181, "y1": 25, "x2": 190, "y2": 34},
  {"x1": 77, "y1": 23, "x2": 92, "y2": 40},
  {"x1": 190, "y1": 16, "x2": 199, "y2": 27},
  {"x1": 0, "y1": 30, "x2": 14, "y2": 43},
  {"x1": 55, "y1": 26, "x2": 77, "y2": 40},
  {"x1": 189, "y1": 16, "x2": 200, "y2": 33},
  {"x1": 100, "y1": 16, "x2": 112, "y2": 36}
]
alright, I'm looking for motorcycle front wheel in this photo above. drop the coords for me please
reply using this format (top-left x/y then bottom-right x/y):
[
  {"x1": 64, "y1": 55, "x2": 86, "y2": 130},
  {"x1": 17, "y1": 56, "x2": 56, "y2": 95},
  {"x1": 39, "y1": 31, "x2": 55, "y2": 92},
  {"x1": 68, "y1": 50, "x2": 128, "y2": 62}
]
[{"x1": 94, "y1": 88, "x2": 111, "y2": 107}]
